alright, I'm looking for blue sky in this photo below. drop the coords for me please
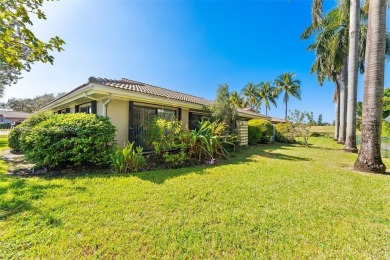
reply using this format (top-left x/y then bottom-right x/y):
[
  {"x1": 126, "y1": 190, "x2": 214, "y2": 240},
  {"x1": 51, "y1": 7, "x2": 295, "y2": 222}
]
[{"x1": 2, "y1": 0, "x2": 390, "y2": 123}]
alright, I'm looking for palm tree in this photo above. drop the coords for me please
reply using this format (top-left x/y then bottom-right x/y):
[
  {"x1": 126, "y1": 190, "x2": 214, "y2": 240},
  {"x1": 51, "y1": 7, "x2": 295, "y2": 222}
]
[
  {"x1": 354, "y1": 0, "x2": 386, "y2": 173},
  {"x1": 274, "y1": 73, "x2": 301, "y2": 120},
  {"x1": 344, "y1": 0, "x2": 360, "y2": 152},
  {"x1": 256, "y1": 81, "x2": 279, "y2": 116},
  {"x1": 229, "y1": 90, "x2": 245, "y2": 108},
  {"x1": 241, "y1": 82, "x2": 260, "y2": 111},
  {"x1": 302, "y1": 1, "x2": 350, "y2": 144}
]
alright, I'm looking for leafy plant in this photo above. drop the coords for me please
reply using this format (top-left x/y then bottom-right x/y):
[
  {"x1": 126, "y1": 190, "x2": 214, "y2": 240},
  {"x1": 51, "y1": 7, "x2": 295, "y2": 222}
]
[
  {"x1": 20, "y1": 113, "x2": 116, "y2": 169},
  {"x1": 275, "y1": 122, "x2": 295, "y2": 143},
  {"x1": 248, "y1": 119, "x2": 274, "y2": 144},
  {"x1": 111, "y1": 142, "x2": 146, "y2": 173},
  {"x1": 143, "y1": 117, "x2": 183, "y2": 153},
  {"x1": 162, "y1": 150, "x2": 188, "y2": 168},
  {"x1": 181, "y1": 120, "x2": 231, "y2": 162}
]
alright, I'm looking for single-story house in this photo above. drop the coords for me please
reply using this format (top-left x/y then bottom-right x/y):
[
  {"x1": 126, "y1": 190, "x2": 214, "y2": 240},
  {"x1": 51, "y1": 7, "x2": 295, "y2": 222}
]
[
  {"x1": 0, "y1": 110, "x2": 31, "y2": 126},
  {"x1": 43, "y1": 77, "x2": 273, "y2": 146}
]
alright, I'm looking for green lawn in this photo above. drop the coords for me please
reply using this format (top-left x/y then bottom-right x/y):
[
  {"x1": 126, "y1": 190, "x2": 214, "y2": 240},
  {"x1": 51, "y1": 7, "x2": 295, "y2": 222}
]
[{"x1": 1, "y1": 135, "x2": 389, "y2": 258}]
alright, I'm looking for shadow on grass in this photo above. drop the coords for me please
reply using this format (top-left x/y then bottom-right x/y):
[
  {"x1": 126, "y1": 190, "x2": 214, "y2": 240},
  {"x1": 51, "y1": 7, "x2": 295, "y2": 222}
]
[{"x1": 0, "y1": 174, "x2": 62, "y2": 221}]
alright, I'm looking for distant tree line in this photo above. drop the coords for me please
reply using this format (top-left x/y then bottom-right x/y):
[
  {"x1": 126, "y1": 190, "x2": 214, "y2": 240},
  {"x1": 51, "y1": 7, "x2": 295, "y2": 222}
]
[{"x1": 0, "y1": 93, "x2": 66, "y2": 113}]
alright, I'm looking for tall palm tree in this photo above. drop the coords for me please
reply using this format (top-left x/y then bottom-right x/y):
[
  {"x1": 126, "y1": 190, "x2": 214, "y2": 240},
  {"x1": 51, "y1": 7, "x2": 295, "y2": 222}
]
[
  {"x1": 274, "y1": 73, "x2": 301, "y2": 120},
  {"x1": 241, "y1": 82, "x2": 260, "y2": 111},
  {"x1": 344, "y1": 0, "x2": 360, "y2": 152},
  {"x1": 256, "y1": 81, "x2": 279, "y2": 116},
  {"x1": 354, "y1": 0, "x2": 386, "y2": 173},
  {"x1": 229, "y1": 90, "x2": 245, "y2": 108},
  {"x1": 302, "y1": 1, "x2": 350, "y2": 144}
]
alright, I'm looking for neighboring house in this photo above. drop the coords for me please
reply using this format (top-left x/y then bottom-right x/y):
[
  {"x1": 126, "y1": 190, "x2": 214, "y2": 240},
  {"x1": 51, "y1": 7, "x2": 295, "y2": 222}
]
[
  {"x1": 43, "y1": 77, "x2": 271, "y2": 146},
  {"x1": 0, "y1": 110, "x2": 31, "y2": 126}
]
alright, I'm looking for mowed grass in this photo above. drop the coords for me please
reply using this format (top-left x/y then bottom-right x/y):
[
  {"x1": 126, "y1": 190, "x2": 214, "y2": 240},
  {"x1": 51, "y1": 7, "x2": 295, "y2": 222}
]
[{"x1": 0, "y1": 135, "x2": 389, "y2": 258}]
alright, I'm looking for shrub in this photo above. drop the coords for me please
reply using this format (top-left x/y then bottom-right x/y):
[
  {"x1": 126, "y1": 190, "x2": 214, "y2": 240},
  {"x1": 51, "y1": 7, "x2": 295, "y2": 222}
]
[
  {"x1": 143, "y1": 117, "x2": 183, "y2": 153},
  {"x1": 21, "y1": 113, "x2": 116, "y2": 168},
  {"x1": 0, "y1": 123, "x2": 11, "y2": 129},
  {"x1": 8, "y1": 111, "x2": 54, "y2": 151},
  {"x1": 310, "y1": 132, "x2": 323, "y2": 137},
  {"x1": 275, "y1": 122, "x2": 295, "y2": 143},
  {"x1": 382, "y1": 121, "x2": 390, "y2": 137},
  {"x1": 248, "y1": 119, "x2": 274, "y2": 144},
  {"x1": 111, "y1": 142, "x2": 146, "y2": 173},
  {"x1": 181, "y1": 120, "x2": 230, "y2": 162},
  {"x1": 8, "y1": 126, "x2": 22, "y2": 151}
]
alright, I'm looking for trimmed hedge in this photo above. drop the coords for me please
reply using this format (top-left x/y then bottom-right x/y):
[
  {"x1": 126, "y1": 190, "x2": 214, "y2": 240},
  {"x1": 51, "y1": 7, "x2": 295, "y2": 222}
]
[
  {"x1": 8, "y1": 111, "x2": 53, "y2": 151},
  {"x1": 20, "y1": 113, "x2": 116, "y2": 168},
  {"x1": 248, "y1": 119, "x2": 274, "y2": 144}
]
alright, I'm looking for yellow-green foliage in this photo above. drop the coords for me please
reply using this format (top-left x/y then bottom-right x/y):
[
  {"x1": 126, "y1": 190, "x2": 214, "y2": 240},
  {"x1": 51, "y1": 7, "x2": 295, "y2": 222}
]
[
  {"x1": 275, "y1": 122, "x2": 295, "y2": 143},
  {"x1": 248, "y1": 119, "x2": 273, "y2": 144},
  {"x1": 111, "y1": 142, "x2": 146, "y2": 173},
  {"x1": 382, "y1": 121, "x2": 390, "y2": 137}
]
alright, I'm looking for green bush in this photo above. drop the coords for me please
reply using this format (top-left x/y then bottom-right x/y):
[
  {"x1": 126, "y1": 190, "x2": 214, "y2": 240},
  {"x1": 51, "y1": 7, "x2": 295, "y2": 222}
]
[
  {"x1": 111, "y1": 142, "x2": 146, "y2": 173},
  {"x1": 143, "y1": 117, "x2": 183, "y2": 153},
  {"x1": 248, "y1": 119, "x2": 274, "y2": 144},
  {"x1": 382, "y1": 121, "x2": 390, "y2": 137},
  {"x1": 21, "y1": 113, "x2": 116, "y2": 168},
  {"x1": 310, "y1": 132, "x2": 323, "y2": 137},
  {"x1": 0, "y1": 123, "x2": 11, "y2": 129},
  {"x1": 8, "y1": 111, "x2": 54, "y2": 151},
  {"x1": 8, "y1": 126, "x2": 22, "y2": 151},
  {"x1": 181, "y1": 120, "x2": 230, "y2": 162},
  {"x1": 275, "y1": 122, "x2": 295, "y2": 143}
]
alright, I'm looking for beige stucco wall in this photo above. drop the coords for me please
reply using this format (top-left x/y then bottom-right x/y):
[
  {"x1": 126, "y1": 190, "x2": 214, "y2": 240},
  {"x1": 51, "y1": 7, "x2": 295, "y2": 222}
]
[
  {"x1": 181, "y1": 108, "x2": 189, "y2": 131},
  {"x1": 106, "y1": 99, "x2": 128, "y2": 146}
]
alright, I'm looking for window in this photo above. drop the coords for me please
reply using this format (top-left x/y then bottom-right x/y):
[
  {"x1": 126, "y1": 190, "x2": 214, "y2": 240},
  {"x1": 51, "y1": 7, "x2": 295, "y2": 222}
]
[
  {"x1": 80, "y1": 103, "x2": 92, "y2": 114},
  {"x1": 189, "y1": 113, "x2": 211, "y2": 130},
  {"x1": 157, "y1": 109, "x2": 176, "y2": 121}
]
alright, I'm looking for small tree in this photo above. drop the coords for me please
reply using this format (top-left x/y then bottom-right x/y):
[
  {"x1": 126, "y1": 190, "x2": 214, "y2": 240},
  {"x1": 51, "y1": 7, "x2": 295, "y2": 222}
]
[
  {"x1": 210, "y1": 84, "x2": 237, "y2": 132},
  {"x1": 288, "y1": 110, "x2": 314, "y2": 146},
  {"x1": 0, "y1": 0, "x2": 65, "y2": 95}
]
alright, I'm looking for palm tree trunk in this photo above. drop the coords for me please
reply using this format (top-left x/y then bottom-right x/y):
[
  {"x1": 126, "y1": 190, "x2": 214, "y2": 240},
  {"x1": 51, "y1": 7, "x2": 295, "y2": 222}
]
[
  {"x1": 285, "y1": 92, "x2": 288, "y2": 120},
  {"x1": 354, "y1": 0, "x2": 386, "y2": 173},
  {"x1": 338, "y1": 62, "x2": 348, "y2": 144},
  {"x1": 265, "y1": 106, "x2": 268, "y2": 116},
  {"x1": 334, "y1": 85, "x2": 340, "y2": 140},
  {"x1": 344, "y1": 0, "x2": 360, "y2": 153}
]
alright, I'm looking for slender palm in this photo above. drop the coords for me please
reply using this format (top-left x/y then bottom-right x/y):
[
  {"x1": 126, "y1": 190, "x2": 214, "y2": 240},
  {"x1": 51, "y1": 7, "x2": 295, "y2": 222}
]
[
  {"x1": 241, "y1": 82, "x2": 260, "y2": 111},
  {"x1": 344, "y1": 0, "x2": 360, "y2": 152},
  {"x1": 256, "y1": 82, "x2": 279, "y2": 116},
  {"x1": 229, "y1": 90, "x2": 245, "y2": 108},
  {"x1": 354, "y1": 0, "x2": 386, "y2": 173},
  {"x1": 302, "y1": 1, "x2": 350, "y2": 143},
  {"x1": 274, "y1": 73, "x2": 301, "y2": 120}
]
